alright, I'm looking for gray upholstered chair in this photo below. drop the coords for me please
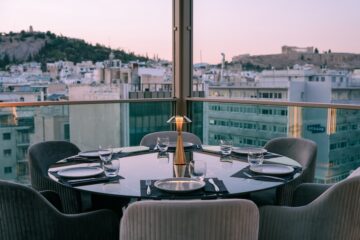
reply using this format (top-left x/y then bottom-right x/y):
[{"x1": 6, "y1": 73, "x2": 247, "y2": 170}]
[
  {"x1": 263, "y1": 137, "x2": 317, "y2": 205},
  {"x1": 140, "y1": 131, "x2": 202, "y2": 147},
  {"x1": 120, "y1": 199, "x2": 259, "y2": 240},
  {"x1": 292, "y1": 166, "x2": 360, "y2": 206},
  {"x1": 28, "y1": 141, "x2": 82, "y2": 213},
  {"x1": 259, "y1": 175, "x2": 360, "y2": 240},
  {"x1": 0, "y1": 180, "x2": 119, "y2": 240}
]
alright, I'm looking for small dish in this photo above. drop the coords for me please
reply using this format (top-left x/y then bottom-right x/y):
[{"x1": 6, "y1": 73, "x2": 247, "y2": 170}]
[
  {"x1": 249, "y1": 164, "x2": 294, "y2": 175},
  {"x1": 78, "y1": 150, "x2": 99, "y2": 158},
  {"x1": 154, "y1": 177, "x2": 205, "y2": 193},
  {"x1": 57, "y1": 167, "x2": 104, "y2": 178},
  {"x1": 233, "y1": 147, "x2": 267, "y2": 155}
]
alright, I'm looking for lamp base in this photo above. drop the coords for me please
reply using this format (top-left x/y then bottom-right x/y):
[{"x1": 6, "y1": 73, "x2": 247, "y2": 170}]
[
  {"x1": 174, "y1": 132, "x2": 186, "y2": 165},
  {"x1": 173, "y1": 164, "x2": 186, "y2": 178}
]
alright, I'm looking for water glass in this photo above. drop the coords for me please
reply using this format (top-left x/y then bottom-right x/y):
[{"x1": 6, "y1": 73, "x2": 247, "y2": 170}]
[
  {"x1": 98, "y1": 146, "x2": 113, "y2": 162},
  {"x1": 99, "y1": 146, "x2": 116, "y2": 176},
  {"x1": 189, "y1": 160, "x2": 207, "y2": 181},
  {"x1": 103, "y1": 159, "x2": 120, "y2": 177},
  {"x1": 220, "y1": 139, "x2": 233, "y2": 155},
  {"x1": 248, "y1": 150, "x2": 264, "y2": 166},
  {"x1": 157, "y1": 137, "x2": 170, "y2": 152}
]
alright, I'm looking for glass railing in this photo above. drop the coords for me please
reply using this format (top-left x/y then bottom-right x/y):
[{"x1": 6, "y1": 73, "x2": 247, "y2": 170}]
[
  {"x1": 189, "y1": 98, "x2": 360, "y2": 184},
  {"x1": 0, "y1": 99, "x2": 174, "y2": 184},
  {"x1": 2, "y1": 97, "x2": 359, "y2": 185}
]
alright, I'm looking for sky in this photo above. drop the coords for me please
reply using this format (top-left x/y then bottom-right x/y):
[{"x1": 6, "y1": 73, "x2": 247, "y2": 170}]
[{"x1": 1, "y1": 0, "x2": 360, "y2": 64}]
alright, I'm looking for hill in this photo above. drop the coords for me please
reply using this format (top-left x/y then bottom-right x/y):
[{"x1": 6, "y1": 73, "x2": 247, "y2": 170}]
[
  {"x1": 0, "y1": 31, "x2": 148, "y2": 70},
  {"x1": 232, "y1": 52, "x2": 360, "y2": 71}
]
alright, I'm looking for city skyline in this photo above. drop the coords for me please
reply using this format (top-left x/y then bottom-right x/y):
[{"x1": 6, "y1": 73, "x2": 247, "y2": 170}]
[{"x1": 1, "y1": 0, "x2": 360, "y2": 63}]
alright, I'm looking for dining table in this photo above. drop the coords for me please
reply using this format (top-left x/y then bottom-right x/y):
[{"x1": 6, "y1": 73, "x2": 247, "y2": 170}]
[{"x1": 48, "y1": 145, "x2": 303, "y2": 200}]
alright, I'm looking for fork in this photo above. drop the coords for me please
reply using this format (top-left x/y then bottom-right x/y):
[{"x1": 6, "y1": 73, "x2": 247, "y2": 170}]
[
  {"x1": 243, "y1": 172, "x2": 285, "y2": 181},
  {"x1": 145, "y1": 180, "x2": 152, "y2": 195}
]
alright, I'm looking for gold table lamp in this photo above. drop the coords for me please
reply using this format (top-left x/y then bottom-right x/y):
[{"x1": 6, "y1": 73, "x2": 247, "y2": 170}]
[{"x1": 167, "y1": 115, "x2": 192, "y2": 177}]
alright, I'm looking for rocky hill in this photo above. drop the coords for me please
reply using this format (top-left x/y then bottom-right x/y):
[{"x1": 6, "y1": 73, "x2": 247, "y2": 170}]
[
  {"x1": 232, "y1": 52, "x2": 360, "y2": 71},
  {"x1": 0, "y1": 31, "x2": 148, "y2": 70}
]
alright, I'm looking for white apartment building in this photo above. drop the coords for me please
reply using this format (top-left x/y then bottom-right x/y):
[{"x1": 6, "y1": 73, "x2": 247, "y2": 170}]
[{"x1": 205, "y1": 66, "x2": 360, "y2": 183}]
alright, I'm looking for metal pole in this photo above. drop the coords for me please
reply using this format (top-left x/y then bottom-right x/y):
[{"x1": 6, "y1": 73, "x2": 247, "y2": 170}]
[{"x1": 173, "y1": 0, "x2": 193, "y2": 116}]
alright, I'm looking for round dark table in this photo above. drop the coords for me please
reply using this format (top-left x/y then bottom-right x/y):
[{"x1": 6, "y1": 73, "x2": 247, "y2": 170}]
[{"x1": 48, "y1": 146, "x2": 302, "y2": 199}]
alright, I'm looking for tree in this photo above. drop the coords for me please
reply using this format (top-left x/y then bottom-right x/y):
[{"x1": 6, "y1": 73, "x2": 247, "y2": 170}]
[
  {"x1": 3, "y1": 53, "x2": 10, "y2": 65},
  {"x1": 1, "y1": 53, "x2": 11, "y2": 69},
  {"x1": 328, "y1": 49, "x2": 332, "y2": 53},
  {"x1": 27, "y1": 54, "x2": 33, "y2": 62},
  {"x1": 300, "y1": 55, "x2": 305, "y2": 61},
  {"x1": 314, "y1": 48, "x2": 319, "y2": 54}
]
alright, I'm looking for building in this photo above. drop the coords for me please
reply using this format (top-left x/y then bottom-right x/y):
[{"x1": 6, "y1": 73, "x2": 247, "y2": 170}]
[
  {"x1": 0, "y1": 107, "x2": 34, "y2": 183},
  {"x1": 204, "y1": 66, "x2": 360, "y2": 183},
  {"x1": 282, "y1": 45, "x2": 314, "y2": 54}
]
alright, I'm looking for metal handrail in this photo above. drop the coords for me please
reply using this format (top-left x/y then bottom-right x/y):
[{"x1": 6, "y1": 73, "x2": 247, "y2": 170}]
[
  {"x1": 187, "y1": 97, "x2": 360, "y2": 110},
  {"x1": 0, "y1": 98, "x2": 176, "y2": 108},
  {"x1": 0, "y1": 97, "x2": 358, "y2": 110}
]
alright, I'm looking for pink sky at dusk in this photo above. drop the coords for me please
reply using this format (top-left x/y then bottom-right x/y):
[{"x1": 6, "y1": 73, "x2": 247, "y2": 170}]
[{"x1": 1, "y1": 0, "x2": 360, "y2": 64}]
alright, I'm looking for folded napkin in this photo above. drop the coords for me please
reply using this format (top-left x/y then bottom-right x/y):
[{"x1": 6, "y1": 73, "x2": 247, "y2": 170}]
[
  {"x1": 264, "y1": 156, "x2": 302, "y2": 168},
  {"x1": 114, "y1": 146, "x2": 150, "y2": 154},
  {"x1": 61, "y1": 156, "x2": 99, "y2": 163},
  {"x1": 50, "y1": 171, "x2": 124, "y2": 187},
  {"x1": 201, "y1": 145, "x2": 221, "y2": 154},
  {"x1": 231, "y1": 165, "x2": 302, "y2": 182},
  {"x1": 140, "y1": 178, "x2": 228, "y2": 199}
]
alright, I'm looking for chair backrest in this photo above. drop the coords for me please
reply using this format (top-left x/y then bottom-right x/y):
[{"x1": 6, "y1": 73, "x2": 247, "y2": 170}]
[
  {"x1": 306, "y1": 175, "x2": 360, "y2": 239},
  {"x1": 120, "y1": 199, "x2": 259, "y2": 240},
  {"x1": 140, "y1": 131, "x2": 202, "y2": 147},
  {"x1": 264, "y1": 137, "x2": 317, "y2": 181},
  {"x1": 0, "y1": 180, "x2": 119, "y2": 240},
  {"x1": 260, "y1": 175, "x2": 360, "y2": 240},
  {"x1": 28, "y1": 141, "x2": 80, "y2": 178},
  {"x1": 28, "y1": 141, "x2": 82, "y2": 213}
]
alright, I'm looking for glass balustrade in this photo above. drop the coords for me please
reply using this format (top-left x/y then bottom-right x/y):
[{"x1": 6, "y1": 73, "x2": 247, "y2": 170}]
[
  {"x1": 0, "y1": 100, "x2": 174, "y2": 184},
  {"x1": 190, "y1": 100, "x2": 360, "y2": 184}
]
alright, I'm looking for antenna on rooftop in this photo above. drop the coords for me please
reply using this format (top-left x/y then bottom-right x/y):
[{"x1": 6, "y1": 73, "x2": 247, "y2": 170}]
[{"x1": 220, "y1": 53, "x2": 225, "y2": 82}]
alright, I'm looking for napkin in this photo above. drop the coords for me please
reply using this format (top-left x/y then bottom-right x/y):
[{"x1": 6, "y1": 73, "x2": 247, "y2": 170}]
[
  {"x1": 49, "y1": 170, "x2": 124, "y2": 187},
  {"x1": 264, "y1": 156, "x2": 302, "y2": 168},
  {"x1": 201, "y1": 145, "x2": 221, "y2": 154},
  {"x1": 114, "y1": 146, "x2": 150, "y2": 154},
  {"x1": 63, "y1": 175, "x2": 124, "y2": 187},
  {"x1": 231, "y1": 165, "x2": 302, "y2": 182}
]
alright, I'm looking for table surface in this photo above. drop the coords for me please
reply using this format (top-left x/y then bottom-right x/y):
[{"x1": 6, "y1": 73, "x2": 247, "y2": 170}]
[{"x1": 48, "y1": 148, "x2": 302, "y2": 199}]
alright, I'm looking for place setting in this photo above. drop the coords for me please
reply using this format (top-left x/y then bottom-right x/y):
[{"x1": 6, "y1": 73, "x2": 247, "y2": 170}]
[
  {"x1": 152, "y1": 136, "x2": 200, "y2": 153},
  {"x1": 140, "y1": 159, "x2": 228, "y2": 199},
  {"x1": 49, "y1": 146, "x2": 124, "y2": 187},
  {"x1": 231, "y1": 149, "x2": 302, "y2": 182}
]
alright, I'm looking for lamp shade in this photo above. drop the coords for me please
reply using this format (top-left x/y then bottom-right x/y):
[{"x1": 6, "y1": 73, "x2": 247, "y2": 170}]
[{"x1": 167, "y1": 115, "x2": 192, "y2": 124}]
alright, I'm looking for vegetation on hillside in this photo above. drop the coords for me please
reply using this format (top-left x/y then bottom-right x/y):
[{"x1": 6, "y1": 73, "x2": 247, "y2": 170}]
[{"x1": 0, "y1": 31, "x2": 149, "y2": 70}]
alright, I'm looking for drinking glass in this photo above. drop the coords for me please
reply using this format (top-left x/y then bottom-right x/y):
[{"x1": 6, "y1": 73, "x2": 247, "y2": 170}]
[
  {"x1": 157, "y1": 137, "x2": 170, "y2": 152},
  {"x1": 99, "y1": 146, "x2": 118, "y2": 176},
  {"x1": 189, "y1": 160, "x2": 207, "y2": 181},
  {"x1": 98, "y1": 146, "x2": 113, "y2": 162},
  {"x1": 248, "y1": 150, "x2": 264, "y2": 166},
  {"x1": 103, "y1": 159, "x2": 120, "y2": 177},
  {"x1": 220, "y1": 139, "x2": 233, "y2": 155}
]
